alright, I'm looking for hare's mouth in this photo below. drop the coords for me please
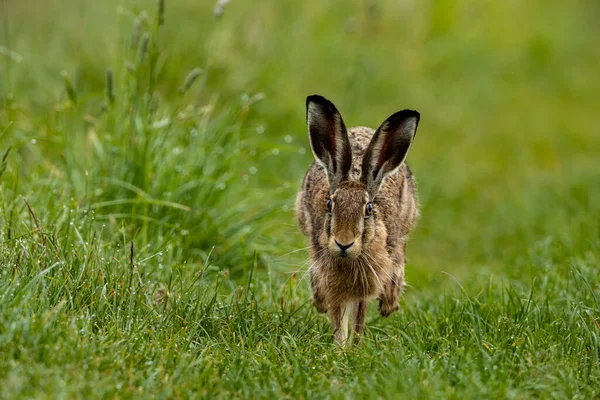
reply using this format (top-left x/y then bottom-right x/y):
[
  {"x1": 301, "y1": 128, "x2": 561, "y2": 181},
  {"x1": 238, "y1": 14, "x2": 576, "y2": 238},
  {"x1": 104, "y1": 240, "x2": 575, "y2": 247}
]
[
  {"x1": 337, "y1": 250, "x2": 351, "y2": 258},
  {"x1": 328, "y1": 240, "x2": 361, "y2": 259},
  {"x1": 332, "y1": 251, "x2": 357, "y2": 259}
]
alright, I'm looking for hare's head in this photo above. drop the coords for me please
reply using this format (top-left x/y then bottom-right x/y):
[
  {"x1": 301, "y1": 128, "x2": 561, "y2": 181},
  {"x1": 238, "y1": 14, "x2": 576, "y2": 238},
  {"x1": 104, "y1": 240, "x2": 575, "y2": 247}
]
[{"x1": 306, "y1": 95, "x2": 419, "y2": 258}]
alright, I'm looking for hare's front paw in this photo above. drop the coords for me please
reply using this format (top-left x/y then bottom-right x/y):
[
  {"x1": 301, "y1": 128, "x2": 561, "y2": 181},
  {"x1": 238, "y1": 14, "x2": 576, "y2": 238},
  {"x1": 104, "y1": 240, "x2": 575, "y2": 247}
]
[
  {"x1": 379, "y1": 298, "x2": 399, "y2": 318},
  {"x1": 312, "y1": 296, "x2": 328, "y2": 314}
]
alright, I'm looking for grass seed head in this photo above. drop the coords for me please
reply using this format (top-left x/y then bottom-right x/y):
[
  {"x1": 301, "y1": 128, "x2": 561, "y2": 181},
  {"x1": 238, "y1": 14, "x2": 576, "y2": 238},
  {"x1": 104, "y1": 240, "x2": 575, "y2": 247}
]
[
  {"x1": 60, "y1": 70, "x2": 77, "y2": 104},
  {"x1": 138, "y1": 33, "x2": 151, "y2": 62},
  {"x1": 0, "y1": 146, "x2": 11, "y2": 180},
  {"x1": 150, "y1": 94, "x2": 159, "y2": 117},
  {"x1": 126, "y1": 61, "x2": 136, "y2": 74},
  {"x1": 214, "y1": 0, "x2": 231, "y2": 19},
  {"x1": 157, "y1": 0, "x2": 165, "y2": 27},
  {"x1": 178, "y1": 68, "x2": 203, "y2": 95},
  {"x1": 105, "y1": 68, "x2": 115, "y2": 104},
  {"x1": 131, "y1": 15, "x2": 144, "y2": 50}
]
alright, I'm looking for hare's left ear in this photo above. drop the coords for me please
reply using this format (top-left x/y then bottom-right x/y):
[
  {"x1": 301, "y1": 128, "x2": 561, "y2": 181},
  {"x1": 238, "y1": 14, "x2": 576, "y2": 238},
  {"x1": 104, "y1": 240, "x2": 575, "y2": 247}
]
[
  {"x1": 361, "y1": 110, "x2": 420, "y2": 199},
  {"x1": 306, "y1": 95, "x2": 353, "y2": 193}
]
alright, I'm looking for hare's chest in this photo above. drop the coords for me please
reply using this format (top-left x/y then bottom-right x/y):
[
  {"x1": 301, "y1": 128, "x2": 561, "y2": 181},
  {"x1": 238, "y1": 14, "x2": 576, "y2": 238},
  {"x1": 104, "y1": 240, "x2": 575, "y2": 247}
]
[{"x1": 322, "y1": 262, "x2": 386, "y2": 303}]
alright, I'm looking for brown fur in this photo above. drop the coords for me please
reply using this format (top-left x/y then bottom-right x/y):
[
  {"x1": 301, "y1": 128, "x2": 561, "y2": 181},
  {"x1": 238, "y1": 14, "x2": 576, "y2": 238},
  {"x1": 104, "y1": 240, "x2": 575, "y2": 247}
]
[{"x1": 296, "y1": 96, "x2": 420, "y2": 344}]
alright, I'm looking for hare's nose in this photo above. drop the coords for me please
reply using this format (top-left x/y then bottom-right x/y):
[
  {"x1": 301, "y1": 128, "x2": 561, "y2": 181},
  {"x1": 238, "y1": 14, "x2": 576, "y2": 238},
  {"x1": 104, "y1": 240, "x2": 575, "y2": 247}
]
[{"x1": 335, "y1": 240, "x2": 354, "y2": 252}]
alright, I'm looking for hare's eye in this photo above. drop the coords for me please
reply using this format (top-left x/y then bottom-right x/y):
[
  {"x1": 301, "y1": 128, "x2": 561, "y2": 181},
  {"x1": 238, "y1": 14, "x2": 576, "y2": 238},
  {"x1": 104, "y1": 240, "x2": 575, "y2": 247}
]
[
  {"x1": 326, "y1": 199, "x2": 332, "y2": 213},
  {"x1": 365, "y1": 202, "x2": 373, "y2": 217}
]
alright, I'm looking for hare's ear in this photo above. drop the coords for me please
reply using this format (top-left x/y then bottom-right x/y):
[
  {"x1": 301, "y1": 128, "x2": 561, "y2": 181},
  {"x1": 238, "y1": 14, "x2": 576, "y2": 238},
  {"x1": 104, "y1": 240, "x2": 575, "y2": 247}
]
[
  {"x1": 306, "y1": 95, "x2": 353, "y2": 192},
  {"x1": 361, "y1": 110, "x2": 419, "y2": 199}
]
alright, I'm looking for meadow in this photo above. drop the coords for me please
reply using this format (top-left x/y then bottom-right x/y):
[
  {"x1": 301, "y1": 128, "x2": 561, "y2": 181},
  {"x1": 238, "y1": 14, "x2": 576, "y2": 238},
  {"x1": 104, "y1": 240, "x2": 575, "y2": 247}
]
[{"x1": 1, "y1": 0, "x2": 599, "y2": 398}]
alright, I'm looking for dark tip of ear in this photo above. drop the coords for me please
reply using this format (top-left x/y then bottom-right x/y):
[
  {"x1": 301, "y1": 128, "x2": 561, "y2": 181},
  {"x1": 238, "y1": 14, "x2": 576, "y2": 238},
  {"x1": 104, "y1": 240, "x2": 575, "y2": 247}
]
[
  {"x1": 306, "y1": 94, "x2": 331, "y2": 107},
  {"x1": 386, "y1": 109, "x2": 420, "y2": 126},
  {"x1": 306, "y1": 95, "x2": 339, "y2": 119}
]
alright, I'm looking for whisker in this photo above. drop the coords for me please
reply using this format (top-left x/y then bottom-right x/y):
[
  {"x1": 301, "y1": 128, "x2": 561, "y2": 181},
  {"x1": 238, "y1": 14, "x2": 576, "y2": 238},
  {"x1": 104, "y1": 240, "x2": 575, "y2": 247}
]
[
  {"x1": 280, "y1": 260, "x2": 311, "y2": 287},
  {"x1": 351, "y1": 258, "x2": 359, "y2": 294},
  {"x1": 361, "y1": 255, "x2": 384, "y2": 293},
  {"x1": 274, "y1": 245, "x2": 312, "y2": 260},
  {"x1": 364, "y1": 252, "x2": 393, "y2": 282},
  {"x1": 281, "y1": 246, "x2": 329, "y2": 287},
  {"x1": 357, "y1": 257, "x2": 368, "y2": 298}
]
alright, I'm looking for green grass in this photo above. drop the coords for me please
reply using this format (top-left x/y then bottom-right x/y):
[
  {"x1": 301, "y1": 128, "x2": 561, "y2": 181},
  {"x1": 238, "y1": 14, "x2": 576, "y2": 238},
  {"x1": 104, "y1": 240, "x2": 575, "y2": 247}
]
[{"x1": 1, "y1": 0, "x2": 599, "y2": 398}]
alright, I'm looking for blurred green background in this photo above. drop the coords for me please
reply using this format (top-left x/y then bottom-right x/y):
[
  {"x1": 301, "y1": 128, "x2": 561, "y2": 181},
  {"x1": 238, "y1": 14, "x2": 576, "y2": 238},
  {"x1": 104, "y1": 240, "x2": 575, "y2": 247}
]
[
  {"x1": 1, "y1": 0, "x2": 599, "y2": 397},
  {"x1": 3, "y1": 0, "x2": 598, "y2": 284}
]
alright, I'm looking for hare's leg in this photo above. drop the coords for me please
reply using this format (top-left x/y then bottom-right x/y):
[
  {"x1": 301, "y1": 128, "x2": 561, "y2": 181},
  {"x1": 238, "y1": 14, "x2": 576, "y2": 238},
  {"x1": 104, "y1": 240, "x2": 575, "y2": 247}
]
[
  {"x1": 330, "y1": 303, "x2": 350, "y2": 344},
  {"x1": 352, "y1": 299, "x2": 367, "y2": 345},
  {"x1": 379, "y1": 250, "x2": 406, "y2": 317},
  {"x1": 309, "y1": 267, "x2": 327, "y2": 314}
]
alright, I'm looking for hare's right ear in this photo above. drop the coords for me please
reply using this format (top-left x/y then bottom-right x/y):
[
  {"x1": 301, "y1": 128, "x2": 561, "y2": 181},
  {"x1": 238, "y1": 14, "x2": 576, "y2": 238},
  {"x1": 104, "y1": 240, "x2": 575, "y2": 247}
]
[{"x1": 306, "y1": 95, "x2": 353, "y2": 192}]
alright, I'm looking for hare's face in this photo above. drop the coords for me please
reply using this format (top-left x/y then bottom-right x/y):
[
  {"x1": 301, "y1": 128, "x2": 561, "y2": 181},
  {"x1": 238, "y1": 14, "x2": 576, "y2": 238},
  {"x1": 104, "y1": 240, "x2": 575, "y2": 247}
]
[
  {"x1": 325, "y1": 181, "x2": 375, "y2": 258},
  {"x1": 305, "y1": 94, "x2": 419, "y2": 259}
]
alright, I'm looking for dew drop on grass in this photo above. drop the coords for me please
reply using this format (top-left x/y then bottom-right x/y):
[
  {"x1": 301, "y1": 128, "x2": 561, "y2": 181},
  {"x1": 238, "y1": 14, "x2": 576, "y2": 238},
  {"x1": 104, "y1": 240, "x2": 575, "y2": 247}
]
[
  {"x1": 249, "y1": 166, "x2": 257, "y2": 175},
  {"x1": 31, "y1": 139, "x2": 37, "y2": 144},
  {"x1": 217, "y1": 183, "x2": 226, "y2": 190},
  {"x1": 284, "y1": 135, "x2": 293, "y2": 143},
  {"x1": 298, "y1": 147, "x2": 306, "y2": 155},
  {"x1": 272, "y1": 148, "x2": 280, "y2": 156},
  {"x1": 256, "y1": 125, "x2": 265, "y2": 134},
  {"x1": 181, "y1": 230, "x2": 189, "y2": 236}
]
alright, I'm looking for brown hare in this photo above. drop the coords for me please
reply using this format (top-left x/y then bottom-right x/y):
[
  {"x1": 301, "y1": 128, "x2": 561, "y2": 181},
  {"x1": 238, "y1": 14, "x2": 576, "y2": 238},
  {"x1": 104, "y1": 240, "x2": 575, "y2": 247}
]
[{"x1": 295, "y1": 95, "x2": 420, "y2": 344}]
